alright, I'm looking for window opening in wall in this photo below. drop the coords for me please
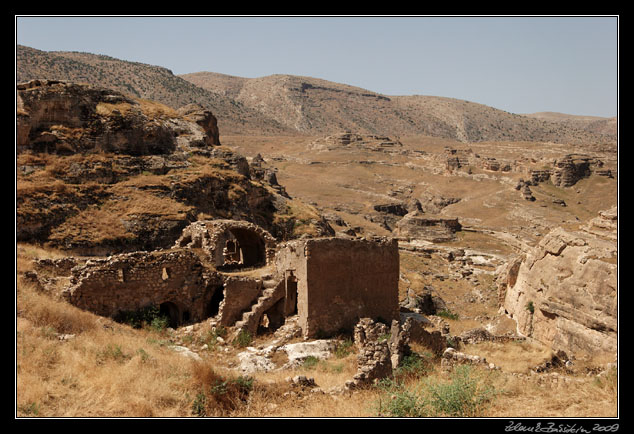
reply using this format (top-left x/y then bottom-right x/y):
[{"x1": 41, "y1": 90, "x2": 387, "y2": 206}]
[
  {"x1": 284, "y1": 272, "x2": 298, "y2": 317},
  {"x1": 162, "y1": 267, "x2": 171, "y2": 281},
  {"x1": 258, "y1": 298, "x2": 285, "y2": 335}
]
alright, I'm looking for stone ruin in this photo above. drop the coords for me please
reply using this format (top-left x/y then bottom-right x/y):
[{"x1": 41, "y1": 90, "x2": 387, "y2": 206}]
[
  {"x1": 52, "y1": 219, "x2": 401, "y2": 340},
  {"x1": 173, "y1": 219, "x2": 277, "y2": 270}
]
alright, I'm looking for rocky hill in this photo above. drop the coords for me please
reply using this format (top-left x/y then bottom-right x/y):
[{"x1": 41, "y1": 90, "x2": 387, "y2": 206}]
[
  {"x1": 181, "y1": 71, "x2": 617, "y2": 145},
  {"x1": 18, "y1": 45, "x2": 616, "y2": 145},
  {"x1": 16, "y1": 79, "x2": 332, "y2": 254},
  {"x1": 16, "y1": 45, "x2": 292, "y2": 135},
  {"x1": 499, "y1": 206, "x2": 617, "y2": 360}
]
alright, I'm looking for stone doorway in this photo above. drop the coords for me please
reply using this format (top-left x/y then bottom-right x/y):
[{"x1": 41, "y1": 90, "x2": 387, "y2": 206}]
[
  {"x1": 205, "y1": 286, "x2": 225, "y2": 319},
  {"x1": 159, "y1": 301, "x2": 180, "y2": 328}
]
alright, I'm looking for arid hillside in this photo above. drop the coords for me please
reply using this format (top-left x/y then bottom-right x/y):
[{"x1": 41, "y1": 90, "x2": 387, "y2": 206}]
[
  {"x1": 181, "y1": 71, "x2": 617, "y2": 145},
  {"x1": 16, "y1": 80, "x2": 331, "y2": 254},
  {"x1": 16, "y1": 48, "x2": 618, "y2": 420},
  {"x1": 16, "y1": 45, "x2": 292, "y2": 135}
]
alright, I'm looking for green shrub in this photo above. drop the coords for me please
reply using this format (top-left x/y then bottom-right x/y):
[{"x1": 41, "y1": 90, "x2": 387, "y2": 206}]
[
  {"x1": 437, "y1": 310, "x2": 459, "y2": 320},
  {"x1": 301, "y1": 356, "x2": 320, "y2": 370},
  {"x1": 191, "y1": 392, "x2": 207, "y2": 417},
  {"x1": 394, "y1": 352, "x2": 433, "y2": 381},
  {"x1": 425, "y1": 366, "x2": 496, "y2": 417},
  {"x1": 334, "y1": 337, "x2": 354, "y2": 358},
  {"x1": 374, "y1": 378, "x2": 427, "y2": 417},
  {"x1": 374, "y1": 365, "x2": 496, "y2": 417},
  {"x1": 114, "y1": 305, "x2": 169, "y2": 331},
  {"x1": 526, "y1": 301, "x2": 535, "y2": 314},
  {"x1": 232, "y1": 329, "x2": 252, "y2": 348}
]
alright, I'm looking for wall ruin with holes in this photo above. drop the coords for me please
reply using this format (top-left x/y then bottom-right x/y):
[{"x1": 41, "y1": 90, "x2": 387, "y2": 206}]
[
  {"x1": 62, "y1": 249, "x2": 223, "y2": 325},
  {"x1": 275, "y1": 237, "x2": 400, "y2": 338},
  {"x1": 60, "y1": 221, "x2": 400, "y2": 337}
]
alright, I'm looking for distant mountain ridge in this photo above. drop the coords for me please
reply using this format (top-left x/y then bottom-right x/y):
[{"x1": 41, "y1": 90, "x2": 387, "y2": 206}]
[{"x1": 17, "y1": 45, "x2": 616, "y2": 144}]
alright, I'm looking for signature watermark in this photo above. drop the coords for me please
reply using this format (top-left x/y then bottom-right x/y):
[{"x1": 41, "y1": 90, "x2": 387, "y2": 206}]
[{"x1": 505, "y1": 421, "x2": 619, "y2": 433}]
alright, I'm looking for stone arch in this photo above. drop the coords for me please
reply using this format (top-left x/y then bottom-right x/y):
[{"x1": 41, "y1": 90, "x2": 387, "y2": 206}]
[
  {"x1": 174, "y1": 220, "x2": 276, "y2": 270},
  {"x1": 222, "y1": 226, "x2": 266, "y2": 268}
]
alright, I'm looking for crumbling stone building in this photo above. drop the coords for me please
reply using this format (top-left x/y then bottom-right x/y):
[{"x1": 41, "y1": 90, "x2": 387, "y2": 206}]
[
  {"x1": 62, "y1": 249, "x2": 224, "y2": 328},
  {"x1": 174, "y1": 219, "x2": 277, "y2": 270},
  {"x1": 274, "y1": 237, "x2": 400, "y2": 338},
  {"x1": 61, "y1": 219, "x2": 400, "y2": 338}
]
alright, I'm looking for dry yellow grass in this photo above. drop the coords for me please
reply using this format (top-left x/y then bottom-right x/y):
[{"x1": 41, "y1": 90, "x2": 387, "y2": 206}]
[
  {"x1": 95, "y1": 101, "x2": 133, "y2": 117},
  {"x1": 15, "y1": 270, "x2": 618, "y2": 418},
  {"x1": 486, "y1": 368, "x2": 618, "y2": 417},
  {"x1": 462, "y1": 340, "x2": 553, "y2": 374}
]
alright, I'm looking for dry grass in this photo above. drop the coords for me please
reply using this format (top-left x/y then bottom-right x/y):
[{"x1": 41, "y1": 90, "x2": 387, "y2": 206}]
[
  {"x1": 486, "y1": 368, "x2": 618, "y2": 417},
  {"x1": 136, "y1": 98, "x2": 180, "y2": 119},
  {"x1": 95, "y1": 99, "x2": 179, "y2": 120},
  {"x1": 95, "y1": 101, "x2": 133, "y2": 117},
  {"x1": 462, "y1": 340, "x2": 553, "y2": 374},
  {"x1": 15, "y1": 267, "x2": 618, "y2": 418}
]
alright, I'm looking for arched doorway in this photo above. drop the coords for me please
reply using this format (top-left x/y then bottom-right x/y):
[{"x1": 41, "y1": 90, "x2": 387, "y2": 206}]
[{"x1": 159, "y1": 301, "x2": 180, "y2": 328}]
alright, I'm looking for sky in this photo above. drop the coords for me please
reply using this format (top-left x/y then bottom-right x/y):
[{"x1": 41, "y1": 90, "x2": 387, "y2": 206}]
[{"x1": 15, "y1": 15, "x2": 619, "y2": 117}]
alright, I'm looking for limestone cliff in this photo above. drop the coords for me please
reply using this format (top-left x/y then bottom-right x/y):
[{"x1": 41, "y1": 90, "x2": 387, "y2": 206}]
[{"x1": 499, "y1": 207, "x2": 617, "y2": 360}]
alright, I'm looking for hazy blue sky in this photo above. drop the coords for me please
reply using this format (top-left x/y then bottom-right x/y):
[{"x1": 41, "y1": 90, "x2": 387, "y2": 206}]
[{"x1": 15, "y1": 16, "x2": 618, "y2": 117}]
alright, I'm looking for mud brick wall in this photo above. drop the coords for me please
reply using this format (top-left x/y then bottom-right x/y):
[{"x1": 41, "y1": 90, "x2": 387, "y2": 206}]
[{"x1": 63, "y1": 249, "x2": 219, "y2": 323}]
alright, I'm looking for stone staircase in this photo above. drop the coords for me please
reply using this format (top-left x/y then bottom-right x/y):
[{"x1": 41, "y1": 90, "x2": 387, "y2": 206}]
[{"x1": 233, "y1": 276, "x2": 285, "y2": 337}]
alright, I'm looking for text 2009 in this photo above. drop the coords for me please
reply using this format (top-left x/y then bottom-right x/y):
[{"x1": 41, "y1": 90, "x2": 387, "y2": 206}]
[{"x1": 593, "y1": 425, "x2": 619, "y2": 432}]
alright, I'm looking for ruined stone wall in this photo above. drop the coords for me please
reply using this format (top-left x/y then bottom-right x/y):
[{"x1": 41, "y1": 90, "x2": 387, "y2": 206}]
[
  {"x1": 274, "y1": 239, "x2": 310, "y2": 333},
  {"x1": 63, "y1": 249, "x2": 221, "y2": 324},
  {"x1": 218, "y1": 277, "x2": 263, "y2": 326},
  {"x1": 274, "y1": 237, "x2": 400, "y2": 338},
  {"x1": 303, "y1": 237, "x2": 399, "y2": 338}
]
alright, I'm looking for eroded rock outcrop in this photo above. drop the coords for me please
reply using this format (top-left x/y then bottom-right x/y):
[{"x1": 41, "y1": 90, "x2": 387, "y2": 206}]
[
  {"x1": 394, "y1": 210, "x2": 462, "y2": 242},
  {"x1": 500, "y1": 208, "x2": 617, "y2": 359},
  {"x1": 18, "y1": 80, "x2": 179, "y2": 155}
]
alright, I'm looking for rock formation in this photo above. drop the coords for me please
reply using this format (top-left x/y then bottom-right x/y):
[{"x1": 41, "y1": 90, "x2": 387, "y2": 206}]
[
  {"x1": 18, "y1": 80, "x2": 180, "y2": 155},
  {"x1": 16, "y1": 80, "x2": 326, "y2": 251},
  {"x1": 176, "y1": 103, "x2": 220, "y2": 147},
  {"x1": 394, "y1": 210, "x2": 462, "y2": 242},
  {"x1": 309, "y1": 133, "x2": 404, "y2": 153},
  {"x1": 499, "y1": 208, "x2": 617, "y2": 360}
]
